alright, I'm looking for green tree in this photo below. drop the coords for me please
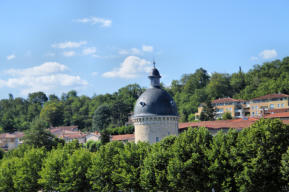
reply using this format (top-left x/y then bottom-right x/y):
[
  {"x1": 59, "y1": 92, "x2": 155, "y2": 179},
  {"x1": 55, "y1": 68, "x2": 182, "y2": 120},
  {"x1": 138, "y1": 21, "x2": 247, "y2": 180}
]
[
  {"x1": 85, "y1": 140, "x2": 102, "y2": 152},
  {"x1": 92, "y1": 104, "x2": 111, "y2": 132},
  {"x1": 141, "y1": 136, "x2": 176, "y2": 191},
  {"x1": 87, "y1": 141, "x2": 124, "y2": 192},
  {"x1": 222, "y1": 112, "x2": 232, "y2": 120},
  {"x1": 92, "y1": 104, "x2": 112, "y2": 144},
  {"x1": 38, "y1": 147, "x2": 69, "y2": 191},
  {"x1": 230, "y1": 67, "x2": 246, "y2": 95},
  {"x1": 40, "y1": 101, "x2": 64, "y2": 126},
  {"x1": 0, "y1": 157, "x2": 19, "y2": 192},
  {"x1": 235, "y1": 119, "x2": 289, "y2": 191},
  {"x1": 167, "y1": 127, "x2": 212, "y2": 191},
  {"x1": 13, "y1": 147, "x2": 46, "y2": 192},
  {"x1": 23, "y1": 118, "x2": 58, "y2": 150},
  {"x1": 281, "y1": 147, "x2": 289, "y2": 188},
  {"x1": 208, "y1": 130, "x2": 239, "y2": 192},
  {"x1": 207, "y1": 73, "x2": 232, "y2": 99},
  {"x1": 200, "y1": 100, "x2": 216, "y2": 121},
  {"x1": 59, "y1": 148, "x2": 92, "y2": 192},
  {"x1": 28, "y1": 91, "x2": 48, "y2": 105},
  {"x1": 113, "y1": 142, "x2": 150, "y2": 191}
]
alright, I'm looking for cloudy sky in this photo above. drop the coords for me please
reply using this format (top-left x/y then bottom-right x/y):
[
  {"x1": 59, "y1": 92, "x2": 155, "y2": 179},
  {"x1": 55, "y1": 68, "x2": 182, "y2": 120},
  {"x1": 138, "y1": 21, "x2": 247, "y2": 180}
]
[{"x1": 1, "y1": 0, "x2": 289, "y2": 99}]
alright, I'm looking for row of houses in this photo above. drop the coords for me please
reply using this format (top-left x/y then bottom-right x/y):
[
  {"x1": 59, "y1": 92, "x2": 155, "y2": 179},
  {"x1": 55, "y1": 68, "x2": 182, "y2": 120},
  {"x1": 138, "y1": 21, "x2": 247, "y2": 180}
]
[
  {"x1": 2, "y1": 112, "x2": 289, "y2": 150},
  {"x1": 0, "y1": 125, "x2": 136, "y2": 151},
  {"x1": 195, "y1": 93, "x2": 289, "y2": 119}
]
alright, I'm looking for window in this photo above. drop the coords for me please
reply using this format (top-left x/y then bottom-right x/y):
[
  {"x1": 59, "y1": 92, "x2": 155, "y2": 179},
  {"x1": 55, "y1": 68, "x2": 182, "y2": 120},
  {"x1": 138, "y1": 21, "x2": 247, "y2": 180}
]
[
  {"x1": 281, "y1": 103, "x2": 284, "y2": 107},
  {"x1": 278, "y1": 104, "x2": 280, "y2": 108},
  {"x1": 156, "y1": 137, "x2": 159, "y2": 142},
  {"x1": 269, "y1": 104, "x2": 274, "y2": 109},
  {"x1": 219, "y1": 108, "x2": 224, "y2": 112},
  {"x1": 168, "y1": 132, "x2": 170, "y2": 135},
  {"x1": 252, "y1": 112, "x2": 255, "y2": 116}
]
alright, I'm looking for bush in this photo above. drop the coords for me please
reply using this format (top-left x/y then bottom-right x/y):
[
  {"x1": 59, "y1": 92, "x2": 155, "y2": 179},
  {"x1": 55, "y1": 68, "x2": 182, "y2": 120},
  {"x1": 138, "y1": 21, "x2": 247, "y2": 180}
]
[{"x1": 107, "y1": 125, "x2": 134, "y2": 135}]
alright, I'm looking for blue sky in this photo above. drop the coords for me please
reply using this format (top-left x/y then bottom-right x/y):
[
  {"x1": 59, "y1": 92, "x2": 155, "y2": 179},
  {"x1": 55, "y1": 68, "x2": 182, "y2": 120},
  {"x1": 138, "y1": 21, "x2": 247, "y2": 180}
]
[{"x1": 1, "y1": 0, "x2": 289, "y2": 99}]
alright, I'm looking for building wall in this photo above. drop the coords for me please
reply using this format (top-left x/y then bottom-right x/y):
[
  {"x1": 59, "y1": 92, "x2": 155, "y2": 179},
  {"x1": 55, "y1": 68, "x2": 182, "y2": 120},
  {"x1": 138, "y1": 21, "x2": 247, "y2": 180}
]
[
  {"x1": 250, "y1": 99, "x2": 289, "y2": 117},
  {"x1": 195, "y1": 103, "x2": 244, "y2": 119},
  {"x1": 133, "y1": 116, "x2": 178, "y2": 144}
]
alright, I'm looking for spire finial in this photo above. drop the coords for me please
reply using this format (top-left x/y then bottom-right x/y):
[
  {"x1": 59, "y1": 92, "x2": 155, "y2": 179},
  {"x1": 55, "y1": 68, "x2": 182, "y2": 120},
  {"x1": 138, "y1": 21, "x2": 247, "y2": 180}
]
[{"x1": 153, "y1": 60, "x2": 156, "y2": 68}]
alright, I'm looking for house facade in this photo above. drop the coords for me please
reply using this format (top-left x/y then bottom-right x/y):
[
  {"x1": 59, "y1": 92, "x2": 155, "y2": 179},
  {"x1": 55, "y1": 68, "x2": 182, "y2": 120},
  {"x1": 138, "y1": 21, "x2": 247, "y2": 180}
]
[
  {"x1": 195, "y1": 93, "x2": 289, "y2": 119},
  {"x1": 249, "y1": 94, "x2": 289, "y2": 117}
]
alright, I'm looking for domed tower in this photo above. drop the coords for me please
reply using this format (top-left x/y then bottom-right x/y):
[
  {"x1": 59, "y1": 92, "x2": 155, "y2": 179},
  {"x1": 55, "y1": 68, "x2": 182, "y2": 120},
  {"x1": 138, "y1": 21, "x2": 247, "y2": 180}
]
[{"x1": 132, "y1": 63, "x2": 179, "y2": 144}]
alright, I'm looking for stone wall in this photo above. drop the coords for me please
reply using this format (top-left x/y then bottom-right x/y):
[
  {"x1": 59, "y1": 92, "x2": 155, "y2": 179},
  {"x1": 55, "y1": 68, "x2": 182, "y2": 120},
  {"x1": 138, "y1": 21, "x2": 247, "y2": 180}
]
[{"x1": 133, "y1": 116, "x2": 178, "y2": 144}]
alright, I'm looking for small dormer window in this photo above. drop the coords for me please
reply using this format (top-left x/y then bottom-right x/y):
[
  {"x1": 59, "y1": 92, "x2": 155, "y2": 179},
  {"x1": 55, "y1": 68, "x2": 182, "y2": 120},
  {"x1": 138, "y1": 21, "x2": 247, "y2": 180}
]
[{"x1": 140, "y1": 101, "x2": 146, "y2": 107}]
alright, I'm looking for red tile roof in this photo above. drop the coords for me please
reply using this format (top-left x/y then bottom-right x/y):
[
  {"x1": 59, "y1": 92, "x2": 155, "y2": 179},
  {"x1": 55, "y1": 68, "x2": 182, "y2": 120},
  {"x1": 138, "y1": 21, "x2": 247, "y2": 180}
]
[
  {"x1": 212, "y1": 97, "x2": 244, "y2": 104},
  {"x1": 59, "y1": 131, "x2": 86, "y2": 139},
  {"x1": 179, "y1": 118, "x2": 289, "y2": 130},
  {"x1": 0, "y1": 132, "x2": 24, "y2": 139},
  {"x1": 111, "y1": 134, "x2": 135, "y2": 141},
  {"x1": 49, "y1": 126, "x2": 78, "y2": 133},
  {"x1": 251, "y1": 93, "x2": 289, "y2": 101},
  {"x1": 266, "y1": 108, "x2": 289, "y2": 114},
  {"x1": 179, "y1": 119, "x2": 256, "y2": 130},
  {"x1": 264, "y1": 112, "x2": 289, "y2": 119}
]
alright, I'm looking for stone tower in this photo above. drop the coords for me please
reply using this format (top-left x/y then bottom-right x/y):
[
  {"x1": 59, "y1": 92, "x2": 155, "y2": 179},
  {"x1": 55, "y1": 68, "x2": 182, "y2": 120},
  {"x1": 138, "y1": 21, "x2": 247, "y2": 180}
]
[{"x1": 132, "y1": 64, "x2": 179, "y2": 144}]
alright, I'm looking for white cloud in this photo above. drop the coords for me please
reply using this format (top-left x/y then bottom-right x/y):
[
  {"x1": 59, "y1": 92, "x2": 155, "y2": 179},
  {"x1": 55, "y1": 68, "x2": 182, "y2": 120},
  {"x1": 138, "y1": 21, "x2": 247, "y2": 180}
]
[
  {"x1": 63, "y1": 51, "x2": 76, "y2": 57},
  {"x1": 75, "y1": 17, "x2": 112, "y2": 27},
  {"x1": 0, "y1": 62, "x2": 87, "y2": 95},
  {"x1": 142, "y1": 45, "x2": 154, "y2": 52},
  {"x1": 83, "y1": 47, "x2": 96, "y2": 55},
  {"x1": 102, "y1": 56, "x2": 151, "y2": 79},
  {"x1": 51, "y1": 41, "x2": 87, "y2": 49},
  {"x1": 118, "y1": 45, "x2": 154, "y2": 55},
  {"x1": 7, "y1": 54, "x2": 16, "y2": 60},
  {"x1": 5, "y1": 62, "x2": 68, "y2": 76},
  {"x1": 259, "y1": 49, "x2": 277, "y2": 59}
]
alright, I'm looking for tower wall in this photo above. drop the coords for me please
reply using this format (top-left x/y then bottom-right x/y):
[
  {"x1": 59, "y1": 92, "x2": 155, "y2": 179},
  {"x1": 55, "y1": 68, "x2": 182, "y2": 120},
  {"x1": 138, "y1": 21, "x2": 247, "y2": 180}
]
[{"x1": 132, "y1": 116, "x2": 178, "y2": 144}]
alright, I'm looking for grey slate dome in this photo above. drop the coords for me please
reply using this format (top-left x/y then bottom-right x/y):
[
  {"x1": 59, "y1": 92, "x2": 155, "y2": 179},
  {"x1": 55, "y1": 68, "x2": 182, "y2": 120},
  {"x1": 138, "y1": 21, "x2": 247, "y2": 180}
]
[
  {"x1": 134, "y1": 87, "x2": 178, "y2": 117},
  {"x1": 133, "y1": 65, "x2": 178, "y2": 117}
]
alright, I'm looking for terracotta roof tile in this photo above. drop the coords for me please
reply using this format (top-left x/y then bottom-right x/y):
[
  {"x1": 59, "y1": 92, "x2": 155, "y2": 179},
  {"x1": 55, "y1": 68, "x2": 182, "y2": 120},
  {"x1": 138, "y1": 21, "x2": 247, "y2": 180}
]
[
  {"x1": 252, "y1": 93, "x2": 289, "y2": 101},
  {"x1": 111, "y1": 134, "x2": 135, "y2": 141},
  {"x1": 266, "y1": 108, "x2": 289, "y2": 113},
  {"x1": 50, "y1": 126, "x2": 78, "y2": 133},
  {"x1": 179, "y1": 119, "x2": 256, "y2": 130},
  {"x1": 0, "y1": 132, "x2": 24, "y2": 139},
  {"x1": 179, "y1": 118, "x2": 289, "y2": 130},
  {"x1": 212, "y1": 97, "x2": 244, "y2": 104},
  {"x1": 264, "y1": 112, "x2": 289, "y2": 118}
]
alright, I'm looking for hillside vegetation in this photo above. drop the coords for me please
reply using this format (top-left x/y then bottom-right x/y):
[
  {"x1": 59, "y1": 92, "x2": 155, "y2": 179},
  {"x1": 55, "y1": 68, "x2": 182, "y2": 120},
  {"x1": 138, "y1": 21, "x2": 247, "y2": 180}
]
[{"x1": 1, "y1": 57, "x2": 289, "y2": 132}]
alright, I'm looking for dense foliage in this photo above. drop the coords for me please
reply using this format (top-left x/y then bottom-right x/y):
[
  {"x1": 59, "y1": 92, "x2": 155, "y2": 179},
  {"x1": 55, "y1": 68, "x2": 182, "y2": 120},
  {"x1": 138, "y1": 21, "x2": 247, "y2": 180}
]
[
  {"x1": 1, "y1": 57, "x2": 289, "y2": 133},
  {"x1": 0, "y1": 118, "x2": 288, "y2": 191},
  {"x1": 0, "y1": 84, "x2": 143, "y2": 133}
]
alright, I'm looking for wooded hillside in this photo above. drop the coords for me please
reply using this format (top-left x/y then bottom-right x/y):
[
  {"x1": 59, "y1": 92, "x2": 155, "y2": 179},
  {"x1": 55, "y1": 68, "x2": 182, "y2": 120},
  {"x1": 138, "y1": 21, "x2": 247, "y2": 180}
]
[{"x1": 1, "y1": 57, "x2": 289, "y2": 132}]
